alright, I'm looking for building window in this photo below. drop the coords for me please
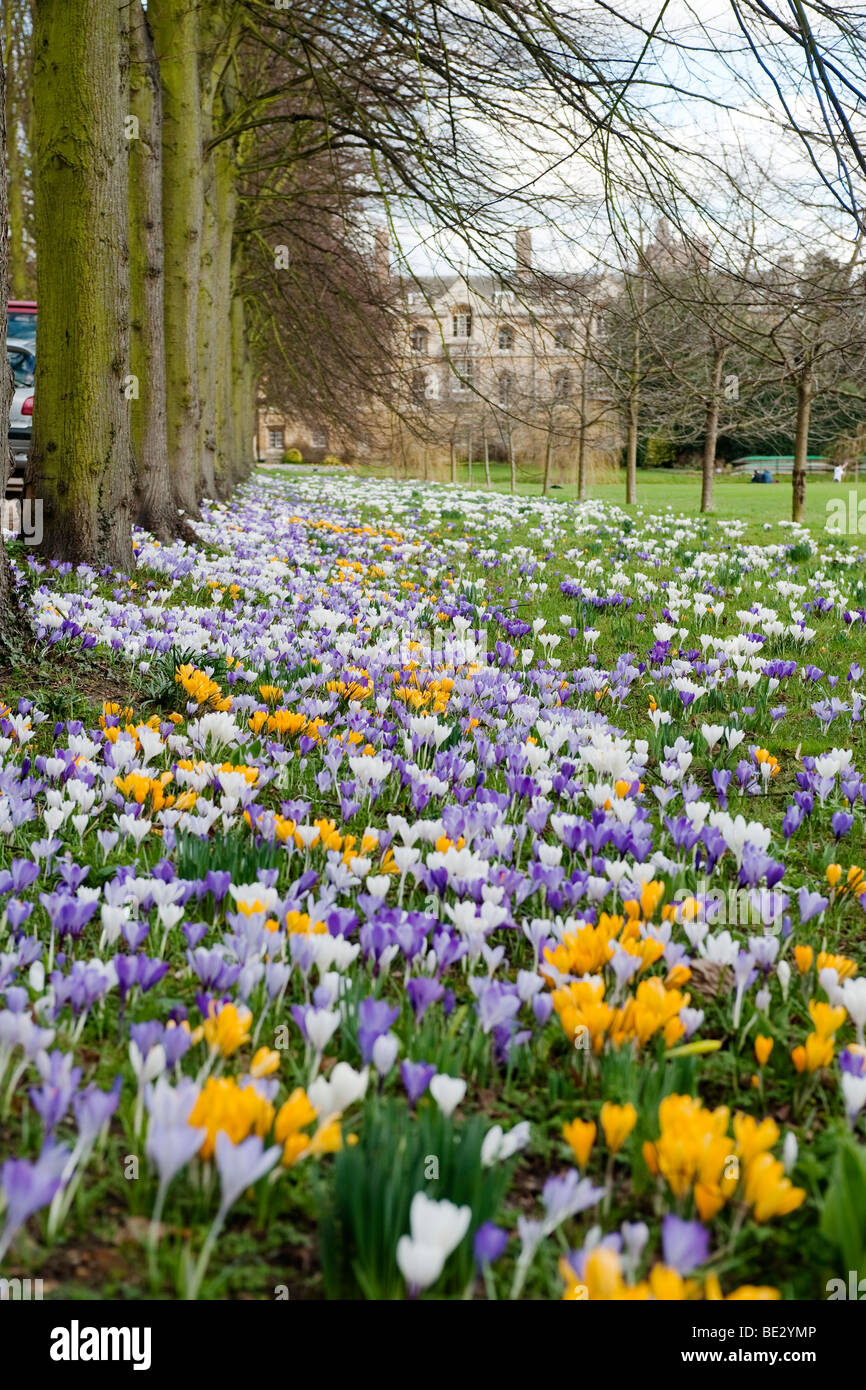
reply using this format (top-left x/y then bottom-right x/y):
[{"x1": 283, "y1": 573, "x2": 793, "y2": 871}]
[
  {"x1": 267, "y1": 427, "x2": 284, "y2": 451},
  {"x1": 452, "y1": 305, "x2": 472, "y2": 338},
  {"x1": 410, "y1": 326, "x2": 428, "y2": 352},
  {"x1": 554, "y1": 369, "x2": 571, "y2": 400},
  {"x1": 498, "y1": 372, "x2": 514, "y2": 407},
  {"x1": 498, "y1": 325, "x2": 513, "y2": 350},
  {"x1": 452, "y1": 357, "x2": 474, "y2": 393},
  {"x1": 554, "y1": 323, "x2": 571, "y2": 350},
  {"x1": 311, "y1": 428, "x2": 328, "y2": 449},
  {"x1": 411, "y1": 370, "x2": 427, "y2": 405}
]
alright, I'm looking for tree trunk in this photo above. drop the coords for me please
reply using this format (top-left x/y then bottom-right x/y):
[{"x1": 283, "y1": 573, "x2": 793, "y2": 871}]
[
  {"x1": 31, "y1": 0, "x2": 134, "y2": 569},
  {"x1": 483, "y1": 430, "x2": 490, "y2": 485},
  {"x1": 149, "y1": 0, "x2": 203, "y2": 521},
  {"x1": 230, "y1": 293, "x2": 254, "y2": 478},
  {"x1": 577, "y1": 363, "x2": 588, "y2": 500},
  {"x1": 197, "y1": 164, "x2": 218, "y2": 500},
  {"x1": 129, "y1": 0, "x2": 174, "y2": 541},
  {"x1": 0, "y1": 45, "x2": 21, "y2": 646},
  {"x1": 508, "y1": 425, "x2": 516, "y2": 493},
  {"x1": 792, "y1": 370, "x2": 813, "y2": 524},
  {"x1": 3, "y1": 0, "x2": 32, "y2": 298},
  {"x1": 450, "y1": 437, "x2": 457, "y2": 485},
  {"x1": 626, "y1": 322, "x2": 639, "y2": 505},
  {"x1": 543, "y1": 426, "x2": 554, "y2": 495},
  {"x1": 212, "y1": 139, "x2": 237, "y2": 495},
  {"x1": 700, "y1": 346, "x2": 726, "y2": 514},
  {"x1": 467, "y1": 429, "x2": 472, "y2": 486}
]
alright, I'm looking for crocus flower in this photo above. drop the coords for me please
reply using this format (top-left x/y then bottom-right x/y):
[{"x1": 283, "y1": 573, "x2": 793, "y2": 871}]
[{"x1": 0, "y1": 1143, "x2": 69, "y2": 1260}]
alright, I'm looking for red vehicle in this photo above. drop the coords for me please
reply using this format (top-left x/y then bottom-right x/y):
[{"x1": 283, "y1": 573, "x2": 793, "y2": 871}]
[{"x1": 7, "y1": 300, "x2": 37, "y2": 346}]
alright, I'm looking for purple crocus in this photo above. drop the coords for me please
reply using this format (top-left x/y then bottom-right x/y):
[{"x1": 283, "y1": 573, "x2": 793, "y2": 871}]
[
  {"x1": 401, "y1": 1059, "x2": 436, "y2": 1104},
  {"x1": 357, "y1": 997, "x2": 400, "y2": 1064},
  {"x1": 406, "y1": 977, "x2": 444, "y2": 1022},
  {"x1": 0, "y1": 1143, "x2": 70, "y2": 1260},
  {"x1": 474, "y1": 1221, "x2": 509, "y2": 1268},
  {"x1": 661, "y1": 1213, "x2": 710, "y2": 1273}
]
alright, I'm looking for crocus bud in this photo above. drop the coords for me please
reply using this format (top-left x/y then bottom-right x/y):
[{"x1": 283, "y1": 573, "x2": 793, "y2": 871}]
[{"x1": 782, "y1": 1130, "x2": 798, "y2": 1174}]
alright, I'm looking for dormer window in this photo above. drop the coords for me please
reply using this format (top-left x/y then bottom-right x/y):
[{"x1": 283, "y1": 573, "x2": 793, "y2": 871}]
[
  {"x1": 452, "y1": 305, "x2": 472, "y2": 338},
  {"x1": 498, "y1": 325, "x2": 513, "y2": 350},
  {"x1": 410, "y1": 326, "x2": 428, "y2": 352}
]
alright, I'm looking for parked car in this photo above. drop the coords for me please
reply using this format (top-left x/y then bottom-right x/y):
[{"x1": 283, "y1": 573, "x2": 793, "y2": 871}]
[
  {"x1": 6, "y1": 337, "x2": 34, "y2": 497},
  {"x1": 7, "y1": 300, "x2": 37, "y2": 346}
]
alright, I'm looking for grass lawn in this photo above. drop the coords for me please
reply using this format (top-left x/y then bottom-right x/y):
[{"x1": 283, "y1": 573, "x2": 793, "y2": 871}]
[{"x1": 346, "y1": 461, "x2": 866, "y2": 537}]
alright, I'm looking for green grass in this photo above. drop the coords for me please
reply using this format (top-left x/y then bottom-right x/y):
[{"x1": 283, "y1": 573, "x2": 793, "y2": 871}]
[{"x1": 350, "y1": 462, "x2": 866, "y2": 537}]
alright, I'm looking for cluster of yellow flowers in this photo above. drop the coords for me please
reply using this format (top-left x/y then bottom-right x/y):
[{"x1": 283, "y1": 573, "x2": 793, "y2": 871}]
[
  {"x1": 791, "y1": 1000, "x2": 846, "y2": 1073},
  {"x1": 114, "y1": 770, "x2": 197, "y2": 814},
  {"x1": 392, "y1": 669, "x2": 455, "y2": 713},
  {"x1": 563, "y1": 1101, "x2": 637, "y2": 1166},
  {"x1": 190, "y1": 1076, "x2": 274, "y2": 1158},
  {"x1": 326, "y1": 666, "x2": 374, "y2": 701},
  {"x1": 191, "y1": 1002, "x2": 253, "y2": 1057},
  {"x1": 187, "y1": 1074, "x2": 342, "y2": 1168},
  {"x1": 247, "y1": 708, "x2": 327, "y2": 741},
  {"x1": 552, "y1": 975, "x2": 690, "y2": 1053},
  {"x1": 559, "y1": 1247, "x2": 779, "y2": 1302},
  {"x1": 175, "y1": 664, "x2": 232, "y2": 712},
  {"x1": 642, "y1": 1095, "x2": 805, "y2": 1223},
  {"x1": 753, "y1": 747, "x2": 780, "y2": 778}
]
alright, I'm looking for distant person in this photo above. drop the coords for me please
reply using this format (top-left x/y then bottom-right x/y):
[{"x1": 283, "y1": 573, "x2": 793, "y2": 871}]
[{"x1": 833, "y1": 463, "x2": 845, "y2": 484}]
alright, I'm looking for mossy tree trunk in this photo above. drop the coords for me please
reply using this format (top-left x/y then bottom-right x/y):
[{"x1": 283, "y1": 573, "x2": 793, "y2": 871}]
[
  {"x1": 0, "y1": 45, "x2": 21, "y2": 645},
  {"x1": 148, "y1": 0, "x2": 203, "y2": 521},
  {"x1": 230, "y1": 293, "x2": 255, "y2": 478},
  {"x1": 213, "y1": 143, "x2": 237, "y2": 494},
  {"x1": 129, "y1": 0, "x2": 174, "y2": 541},
  {"x1": 31, "y1": 0, "x2": 134, "y2": 569},
  {"x1": 197, "y1": 159, "x2": 219, "y2": 500},
  {"x1": 3, "y1": 0, "x2": 33, "y2": 298}
]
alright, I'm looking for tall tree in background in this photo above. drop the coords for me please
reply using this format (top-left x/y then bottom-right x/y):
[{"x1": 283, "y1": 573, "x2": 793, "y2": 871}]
[
  {"x1": 148, "y1": 0, "x2": 204, "y2": 520},
  {"x1": 0, "y1": 44, "x2": 20, "y2": 643},
  {"x1": 30, "y1": 0, "x2": 134, "y2": 569},
  {"x1": 2, "y1": 0, "x2": 34, "y2": 298},
  {"x1": 129, "y1": 0, "x2": 173, "y2": 541}
]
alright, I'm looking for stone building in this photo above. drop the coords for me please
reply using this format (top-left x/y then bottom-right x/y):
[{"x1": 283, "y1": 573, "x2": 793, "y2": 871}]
[{"x1": 256, "y1": 229, "x2": 622, "y2": 482}]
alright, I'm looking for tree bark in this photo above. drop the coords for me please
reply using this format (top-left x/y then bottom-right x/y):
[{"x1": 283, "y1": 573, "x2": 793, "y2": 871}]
[
  {"x1": 577, "y1": 361, "x2": 588, "y2": 500},
  {"x1": 3, "y1": 0, "x2": 32, "y2": 298},
  {"x1": 700, "y1": 345, "x2": 726, "y2": 514},
  {"x1": 148, "y1": 0, "x2": 203, "y2": 521},
  {"x1": 0, "y1": 44, "x2": 21, "y2": 646},
  {"x1": 792, "y1": 369, "x2": 813, "y2": 524},
  {"x1": 230, "y1": 293, "x2": 254, "y2": 477},
  {"x1": 483, "y1": 430, "x2": 490, "y2": 485},
  {"x1": 31, "y1": 0, "x2": 134, "y2": 569},
  {"x1": 543, "y1": 425, "x2": 554, "y2": 495},
  {"x1": 212, "y1": 139, "x2": 237, "y2": 494},
  {"x1": 129, "y1": 0, "x2": 174, "y2": 541},
  {"x1": 450, "y1": 436, "x2": 457, "y2": 484},
  {"x1": 508, "y1": 424, "x2": 516, "y2": 493},
  {"x1": 625, "y1": 320, "x2": 639, "y2": 505}
]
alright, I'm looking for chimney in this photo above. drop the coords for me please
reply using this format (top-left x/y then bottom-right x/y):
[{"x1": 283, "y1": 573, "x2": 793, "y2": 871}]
[
  {"x1": 515, "y1": 226, "x2": 532, "y2": 280},
  {"x1": 374, "y1": 227, "x2": 391, "y2": 283}
]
